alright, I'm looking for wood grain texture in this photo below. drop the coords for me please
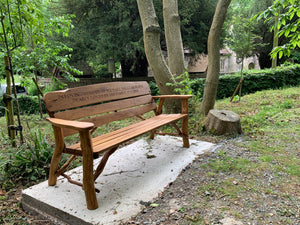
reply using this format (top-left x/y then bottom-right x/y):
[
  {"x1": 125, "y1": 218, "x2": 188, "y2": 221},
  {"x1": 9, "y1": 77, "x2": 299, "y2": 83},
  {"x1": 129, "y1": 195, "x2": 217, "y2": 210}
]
[
  {"x1": 65, "y1": 114, "x2": 187, "y2": 156},
  {"x1": 44, "y1": 81, "x2": 151, "y2": 112},
  {"x1": 55, "y1": 95, "x2": 154, "y2": 120},
  {"x1": 152, "y1": 95, "x2": 192, "y2": 99},
  {"x1": 80, "y1": 130, "x2": 98, "y2": 210}
]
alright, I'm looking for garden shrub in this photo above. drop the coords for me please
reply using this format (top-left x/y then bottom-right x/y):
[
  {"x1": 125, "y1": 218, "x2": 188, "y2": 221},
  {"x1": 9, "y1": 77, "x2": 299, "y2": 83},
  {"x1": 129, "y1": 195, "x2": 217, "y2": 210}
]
[
  {"x1": 0, "y1": 95, "x2": 46, "y2": 117},
  {"x1": 171, "y1": 64, "x2": 300, "y2": 100},
  {"x1": 0, "y1": 129, "x2": 53, "y2": 188}
]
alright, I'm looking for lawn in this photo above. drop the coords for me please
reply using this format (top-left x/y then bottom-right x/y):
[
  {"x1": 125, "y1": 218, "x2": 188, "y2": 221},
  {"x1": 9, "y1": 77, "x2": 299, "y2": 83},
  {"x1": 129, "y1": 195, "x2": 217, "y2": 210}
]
[{"x1": 0, "y1": 86, "x2": 299, "y2": 224}]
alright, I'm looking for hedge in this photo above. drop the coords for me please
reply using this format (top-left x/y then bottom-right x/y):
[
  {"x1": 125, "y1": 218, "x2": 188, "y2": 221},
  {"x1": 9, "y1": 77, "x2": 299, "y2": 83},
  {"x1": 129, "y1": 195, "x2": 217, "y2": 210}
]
[
  {"x1": 190, "y1": 64, "x2": 300, "y2": 100},
  {"x1": 0, "y1": 95, "x2": 46, "y2": 117}
]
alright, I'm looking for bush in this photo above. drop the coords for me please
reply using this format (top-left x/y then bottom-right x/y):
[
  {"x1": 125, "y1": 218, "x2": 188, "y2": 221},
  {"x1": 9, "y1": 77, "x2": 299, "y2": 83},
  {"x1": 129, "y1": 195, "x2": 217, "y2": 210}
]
[
  {"x1": 0, "y1": 129, "x2": 54, "y2": 188},
  {"x1": 191, "y1": 64, "x2": 300, "y2": 100},
  {"x1": 0, "y1": 95, "x2": 46, "y2": 117}
]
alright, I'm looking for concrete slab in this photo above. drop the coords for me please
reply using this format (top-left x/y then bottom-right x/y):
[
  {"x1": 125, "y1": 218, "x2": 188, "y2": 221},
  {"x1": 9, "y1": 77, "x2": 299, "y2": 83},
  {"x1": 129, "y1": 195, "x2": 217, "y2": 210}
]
[{"x1": 22, "y1": 136, "x2": 214, "y2": 225}]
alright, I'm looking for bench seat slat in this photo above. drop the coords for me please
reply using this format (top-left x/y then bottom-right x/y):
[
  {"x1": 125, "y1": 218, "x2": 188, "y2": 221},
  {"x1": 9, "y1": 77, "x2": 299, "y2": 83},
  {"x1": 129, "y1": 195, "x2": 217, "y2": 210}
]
[
  {"x1": 62, "y1": 102, "x2": 157, "y2": 137},
  {"x1": 90, "y1": 114, "x2": 177, "y2": 147},
  {"x1": 65, "y1": 114, "x2": 187, "y2": 156}
]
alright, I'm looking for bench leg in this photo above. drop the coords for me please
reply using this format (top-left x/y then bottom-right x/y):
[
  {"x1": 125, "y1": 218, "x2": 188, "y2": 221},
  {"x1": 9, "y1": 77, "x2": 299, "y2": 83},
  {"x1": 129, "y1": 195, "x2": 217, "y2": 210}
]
[
  {"x1": 94, "y1": 146, "x2": 118, "y2": 181},
  {"x1": 182, "y1": 117, "x2": 190, "y2": 148},
  {"x1": 150, "y1": 129, "x2": 156, "y2": 139},
  {"x1": 48, "y1": 126, "x2": 64, "y2": 186},
  {"x1": 80, "y1": 131, "x2": 98, "y2": 210},
  {"x1": 181, "y1": 99, "x2": 190, "y2": 148}
]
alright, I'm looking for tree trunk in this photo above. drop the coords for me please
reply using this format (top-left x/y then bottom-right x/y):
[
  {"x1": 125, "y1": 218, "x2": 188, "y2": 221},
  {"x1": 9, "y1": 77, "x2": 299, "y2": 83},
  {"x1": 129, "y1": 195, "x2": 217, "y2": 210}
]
[
  {"x1": 205, "y1": 109, "x2": 242, "y2": 135},
  {"x1": 163, "y1": 0, "x2": 185, "y2": 77},
  {"x1": 137, "y1": 0, "x2": 182, "y2": 113},
  {"x1": 272, "y1": 11, "x2": 279, "y2": 68},
  {"x1": 200, "y1": 0, "x2": 231, "y2": 115},
  {"x1": 4, "y1": 56, "x2": 16, "y2": 146},
  {"x1": 136, "y1": 0, "x2": 175, "y2": 94}
]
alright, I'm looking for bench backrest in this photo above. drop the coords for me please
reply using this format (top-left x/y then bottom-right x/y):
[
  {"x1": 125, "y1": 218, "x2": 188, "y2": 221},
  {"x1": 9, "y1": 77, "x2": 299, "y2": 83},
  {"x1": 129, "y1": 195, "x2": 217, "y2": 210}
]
[{"x1": 43, "y1": 81, "x2": 157, "y2": 137}]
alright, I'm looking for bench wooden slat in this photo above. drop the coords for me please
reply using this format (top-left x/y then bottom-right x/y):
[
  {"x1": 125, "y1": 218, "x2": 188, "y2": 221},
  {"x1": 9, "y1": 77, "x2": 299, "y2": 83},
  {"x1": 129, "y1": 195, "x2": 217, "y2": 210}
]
[
  {"x1": 62, "y1": 102, "x2": 157, "y2": 137},
  {"x1": 54, "y1": 95, "x2": 154, "y2": 120},
  {"x1": 65, "y1": 114, "x2": 187, "y2": 156},
  {"x1": 44, "y1": 81, "x2": 151, "y2": 112},
  {"x1": 90, "y1": 114, "x2": 182, "y2": 146}
]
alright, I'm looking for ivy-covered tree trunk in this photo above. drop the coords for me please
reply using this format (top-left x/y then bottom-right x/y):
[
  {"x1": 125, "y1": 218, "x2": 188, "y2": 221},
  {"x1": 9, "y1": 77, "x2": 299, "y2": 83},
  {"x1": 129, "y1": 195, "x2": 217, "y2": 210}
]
[{"x1": 200, "y1": 0, "x2": 231, "y2": 115}]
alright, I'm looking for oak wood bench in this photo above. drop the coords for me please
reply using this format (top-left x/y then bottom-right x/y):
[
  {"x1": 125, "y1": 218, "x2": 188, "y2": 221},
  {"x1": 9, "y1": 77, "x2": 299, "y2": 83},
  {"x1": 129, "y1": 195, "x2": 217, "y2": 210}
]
[{"x1": 43, "y1": 81, "x2": 191, "y2": 210}]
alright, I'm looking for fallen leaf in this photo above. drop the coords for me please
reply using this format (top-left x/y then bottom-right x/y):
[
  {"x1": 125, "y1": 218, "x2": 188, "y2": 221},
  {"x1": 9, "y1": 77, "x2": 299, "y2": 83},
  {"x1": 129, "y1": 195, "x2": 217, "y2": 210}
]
[{"x1": 0, "y1": 189, "x2": 6, "y2": 196}]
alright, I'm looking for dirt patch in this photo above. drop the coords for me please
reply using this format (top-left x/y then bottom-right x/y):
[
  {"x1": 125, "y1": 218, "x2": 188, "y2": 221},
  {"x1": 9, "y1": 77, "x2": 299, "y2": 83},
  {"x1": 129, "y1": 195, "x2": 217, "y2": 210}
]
[{"x1": 120, "y1": 137, "x2": 300, "y2": 225}]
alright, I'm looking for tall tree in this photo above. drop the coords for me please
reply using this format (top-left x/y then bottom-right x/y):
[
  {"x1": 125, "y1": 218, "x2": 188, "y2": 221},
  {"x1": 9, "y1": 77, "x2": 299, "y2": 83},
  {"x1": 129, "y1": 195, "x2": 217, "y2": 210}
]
[
  {"x1": 56, "y1": 0, "x2": 218, "y2": 78},
  {"x1": 136, "y1": 0, "x2": 175, "y2": 94},
  {"x1": 57, "y1": 0, "x2": 148, "y2": 77},
  {"x1": 226, "y1": 15, "x2": 261, "y2": 101},
  {"x1": 200, "y1": 0, "x2": 231, "y2": 115}
]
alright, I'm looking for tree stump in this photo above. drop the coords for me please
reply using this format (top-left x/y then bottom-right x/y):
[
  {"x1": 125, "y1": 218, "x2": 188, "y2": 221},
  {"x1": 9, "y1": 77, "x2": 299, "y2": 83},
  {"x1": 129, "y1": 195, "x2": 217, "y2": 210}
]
[{"x1": 204, "y1": 109, "x2": 242, "y2": 135}]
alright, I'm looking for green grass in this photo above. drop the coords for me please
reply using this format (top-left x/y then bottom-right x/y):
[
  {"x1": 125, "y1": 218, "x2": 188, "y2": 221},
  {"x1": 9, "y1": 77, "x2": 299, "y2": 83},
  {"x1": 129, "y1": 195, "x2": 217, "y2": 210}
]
[
  {"x1": 187, "y1": 86, "x2": 300, "y2": 224},
  {"x1": 0, "y1": 86, "x2": 299, "y2": 224}
]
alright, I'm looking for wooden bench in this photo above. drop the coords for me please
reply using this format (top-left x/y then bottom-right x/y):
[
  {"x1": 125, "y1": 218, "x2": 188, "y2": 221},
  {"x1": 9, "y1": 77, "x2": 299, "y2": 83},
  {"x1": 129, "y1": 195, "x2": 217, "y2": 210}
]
[{"x1": 43, "y1": 81, "x2": 191, "y2": 210}]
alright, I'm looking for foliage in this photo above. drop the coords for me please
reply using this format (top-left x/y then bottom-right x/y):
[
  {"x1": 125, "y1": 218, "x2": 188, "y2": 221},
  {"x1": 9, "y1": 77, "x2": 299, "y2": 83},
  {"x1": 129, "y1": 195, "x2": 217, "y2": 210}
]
[
  {"x1": 0, "y1": 96, "x2": 46, "y2": 117},
  {"x1": 148, "y1": 81, "x2": 160, "y2": 96},
  {"x1": 0, "y1": 129, "x2": 54, "y2": 188},
  {"x1": 13, "y1": 14, "x2": 81, "y2": 80},
  {"x1": 55, "y1": 0, "x2": 219, "y2": 72},
  {"x1": 0, "y1": 0, "x2": 80, "y2": 80},
  {"x1": 166, "y1": 70, "x2": 194, "y2": 95},
  {"x1": 254, "y1": 0, "x2": 300, "y2": 59},
  {"x1": 150, "y1": 65, "x2": 300, "y2": 101},
  {"x1": 191, "y1": 64, "x2": 300, "y2": 100},
  {"x1": 226, "y1": 0, "x2": 275, "y2": 69},
  {"x1": 226, "y1": 15, "x2": 261, "y2": 61},
  {"x1": 179, "y1": 0, "x2": 219, "y2": 54}
]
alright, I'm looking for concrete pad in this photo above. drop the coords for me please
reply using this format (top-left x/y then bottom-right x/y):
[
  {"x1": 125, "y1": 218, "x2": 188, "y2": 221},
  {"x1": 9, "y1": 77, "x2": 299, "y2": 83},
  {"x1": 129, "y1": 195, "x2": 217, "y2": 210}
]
[{"x1": 22, "y1": 136, "x2": 214, "y2": 225}]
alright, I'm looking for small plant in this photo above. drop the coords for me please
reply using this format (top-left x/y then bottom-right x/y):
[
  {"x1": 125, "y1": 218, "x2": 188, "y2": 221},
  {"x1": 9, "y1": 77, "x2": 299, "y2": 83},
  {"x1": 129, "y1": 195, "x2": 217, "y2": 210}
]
[
  {"x1": 0, "y1": 129, "x2": 57, "y2": 189},
  {"x1": 167, "y1": 70, "x2": 193, "y2": 95}
]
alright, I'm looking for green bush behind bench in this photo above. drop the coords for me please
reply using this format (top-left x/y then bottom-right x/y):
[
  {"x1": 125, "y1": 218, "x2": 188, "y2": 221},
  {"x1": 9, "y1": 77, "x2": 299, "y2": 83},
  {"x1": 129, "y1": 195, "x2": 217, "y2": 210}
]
[{"x1": 190, "y1": 64, "x2": 300, "y2": 100}]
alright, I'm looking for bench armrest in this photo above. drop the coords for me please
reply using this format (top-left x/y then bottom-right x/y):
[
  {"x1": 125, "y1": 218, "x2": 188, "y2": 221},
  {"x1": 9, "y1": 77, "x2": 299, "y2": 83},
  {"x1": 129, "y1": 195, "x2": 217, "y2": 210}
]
[
  {"x1": 152, "y1": 95, "x2": 192, "y2": 115},
  {"x1": 46, "y1": 117, "x2": 94, "y2": 131},
  {"x1": 152, "y1": 95, "x2": 192, "y2": 99}
]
